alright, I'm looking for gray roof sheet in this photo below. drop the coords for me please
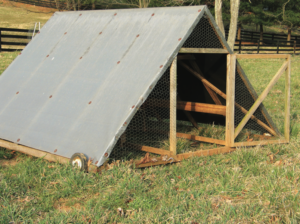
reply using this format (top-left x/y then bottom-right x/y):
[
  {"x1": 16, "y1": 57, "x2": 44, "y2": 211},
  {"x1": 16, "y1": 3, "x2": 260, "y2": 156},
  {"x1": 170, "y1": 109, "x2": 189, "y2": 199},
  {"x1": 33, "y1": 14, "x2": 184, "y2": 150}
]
[{"x1": 0, "y1": 6, "x2": 213, "y2": 166}]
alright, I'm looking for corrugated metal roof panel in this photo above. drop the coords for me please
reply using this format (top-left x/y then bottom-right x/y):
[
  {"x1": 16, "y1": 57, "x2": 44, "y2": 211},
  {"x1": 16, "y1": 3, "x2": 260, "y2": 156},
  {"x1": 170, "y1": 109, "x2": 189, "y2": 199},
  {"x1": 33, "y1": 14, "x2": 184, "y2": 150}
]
[{"x1": 0, "y1": 6, "x2": 213, "y2": 166}]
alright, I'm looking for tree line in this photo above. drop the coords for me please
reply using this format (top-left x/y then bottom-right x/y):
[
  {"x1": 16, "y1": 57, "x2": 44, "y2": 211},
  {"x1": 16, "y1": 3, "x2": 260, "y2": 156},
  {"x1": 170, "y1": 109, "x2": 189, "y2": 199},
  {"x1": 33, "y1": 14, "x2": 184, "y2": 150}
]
[{"x1": 50, "y1": 0, "x2": 299, "y2": 51}]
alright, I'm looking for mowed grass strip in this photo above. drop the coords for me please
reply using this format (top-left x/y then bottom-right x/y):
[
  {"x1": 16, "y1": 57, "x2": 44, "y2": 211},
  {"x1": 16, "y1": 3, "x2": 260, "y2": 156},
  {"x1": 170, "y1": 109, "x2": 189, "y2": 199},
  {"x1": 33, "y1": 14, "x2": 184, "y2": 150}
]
[{"x1": 0, "y1": 53, "x2": 300, "y2": 223}]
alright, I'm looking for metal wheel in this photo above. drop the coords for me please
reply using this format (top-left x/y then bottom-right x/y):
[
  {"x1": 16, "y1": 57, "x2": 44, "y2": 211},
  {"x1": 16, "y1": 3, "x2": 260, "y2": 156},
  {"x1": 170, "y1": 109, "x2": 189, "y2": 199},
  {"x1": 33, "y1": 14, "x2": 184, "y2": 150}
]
[{"x1": 70, "y1": 153, "x2": 87, "y2": 171}]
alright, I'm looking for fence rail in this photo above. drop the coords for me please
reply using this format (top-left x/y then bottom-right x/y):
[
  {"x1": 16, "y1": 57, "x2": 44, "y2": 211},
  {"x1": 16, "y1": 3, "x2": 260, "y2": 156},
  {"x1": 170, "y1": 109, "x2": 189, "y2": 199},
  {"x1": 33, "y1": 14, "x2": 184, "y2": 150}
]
[{"x1": 0, "y1": 28, "x2": 38, "y2": 52}]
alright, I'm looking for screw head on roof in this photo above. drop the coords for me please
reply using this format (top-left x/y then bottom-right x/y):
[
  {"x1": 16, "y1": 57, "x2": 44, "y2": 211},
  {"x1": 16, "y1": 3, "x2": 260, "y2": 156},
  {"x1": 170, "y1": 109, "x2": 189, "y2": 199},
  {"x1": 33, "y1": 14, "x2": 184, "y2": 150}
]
[
  {"x1": 117, "y1": 61, "x2": 120, "y2": 64},
  {"x1": 46, "y1": 55, "x2": 49, "y2": 57},
  {"x1": 104, "y1": 153, "x2": 108, "y2": 157},
  {"x1": 136, "y1": 34, "x2": 139, "y2": 37},
  {"x1": 198, "y1": 9, "x2": 201, "y2": 12},
  {"x1": 79, "y1": 14, "x2": 82, "y2": 16},
  {"x1": 178, "y1": 38, "x2": 182, "y2": 41},
  {"x1": 123, "y1": 122, "x2": 127, "y2": 126},
  {"x1": 19, "y1": 53, "x2": 22, "y2": 55},
  {"x1": 152, "y1": 13, "x2": 155, "y2": 16},
  {"x1": 17, "y1": 139, "x2": 20, "y2": 142},
  {"x1": 149, "y1": 85, "x2": 153, "y2": 89},
  {"x1": 132, "y1": 105, "x2": 135, "y2": 109},
  {"x1": 16, "y1": 92, "x2": 19, "y2": 94},
  {"x1": 89, "y1": 101, "x2": 92, "y2": 104},
  {"x1": 95, "y1": 161, "x2": 98, "y2": 164},
  {"x1": 54, "y1": 149, "x2": 57, "y2": 152},
  {"x1": 114, "y1": 13, "x2": 117, "y2": 16},
  {"x1": 80, "y1": 57, "x2": 82, "y2": 59},
  {"x1": 38, "y1": 31, "x2": 40, "y2": 34},
  {"x1": 99, "y1": 32, "x2": 102, "y2": 35},
  {"x1": 49, "y1": 95, "x2": 52, "y2": 98},
  {"x1": 64, "y1": 32, "x2": 67, "y2": 35},
  {"x1": 160, "y1": 65, "x2": 163, "y2": 68}
]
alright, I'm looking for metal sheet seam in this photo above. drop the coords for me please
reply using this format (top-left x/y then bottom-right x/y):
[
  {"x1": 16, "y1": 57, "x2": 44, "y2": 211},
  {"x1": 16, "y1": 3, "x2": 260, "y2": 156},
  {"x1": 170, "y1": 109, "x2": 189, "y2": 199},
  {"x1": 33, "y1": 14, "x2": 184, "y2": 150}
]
[{"x1": 96, "y1": 8, "x2": 206, "y2": 167}]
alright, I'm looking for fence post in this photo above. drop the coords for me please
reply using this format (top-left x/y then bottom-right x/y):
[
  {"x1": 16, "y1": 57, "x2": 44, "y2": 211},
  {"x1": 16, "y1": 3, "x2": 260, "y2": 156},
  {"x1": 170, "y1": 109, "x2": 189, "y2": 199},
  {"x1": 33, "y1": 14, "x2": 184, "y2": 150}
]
[
  {"x1": 294, "y1": 41, "x2": 296, "y2": 54},
  {"x1": 239, "y1": 39, "x2": 241, "y2": 54},
  {"x1": 257, "y1": 40, "x2": 260, "y2": 54},
  {"x1": 277, "y1": 41, "x2": 279, "y2": 54},
  {"x1": 0, "y1": 29, "x2": 2, "y2": 53}
]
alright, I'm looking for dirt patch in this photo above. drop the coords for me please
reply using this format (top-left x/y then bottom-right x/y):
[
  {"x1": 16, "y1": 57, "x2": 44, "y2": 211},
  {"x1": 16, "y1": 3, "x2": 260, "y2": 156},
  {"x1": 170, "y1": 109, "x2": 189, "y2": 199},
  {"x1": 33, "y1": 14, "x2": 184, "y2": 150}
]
[
  {"x1": 54, "y1": 198, "x2": 85, "y2": 212},
  {"x1": 0, "y1": 158, "x2": 20, "y2": 167}
]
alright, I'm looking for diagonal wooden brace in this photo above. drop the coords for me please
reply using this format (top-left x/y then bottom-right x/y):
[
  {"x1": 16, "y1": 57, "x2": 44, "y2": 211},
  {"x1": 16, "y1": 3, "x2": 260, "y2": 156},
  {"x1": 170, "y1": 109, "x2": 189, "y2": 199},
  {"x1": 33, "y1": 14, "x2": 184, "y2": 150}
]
[
  {"x1": 179, "y1": 61, "x2": 278, "y2": 137},
  {"x1": 234, "y1": 61, "x2": 288, "y2": 138}
]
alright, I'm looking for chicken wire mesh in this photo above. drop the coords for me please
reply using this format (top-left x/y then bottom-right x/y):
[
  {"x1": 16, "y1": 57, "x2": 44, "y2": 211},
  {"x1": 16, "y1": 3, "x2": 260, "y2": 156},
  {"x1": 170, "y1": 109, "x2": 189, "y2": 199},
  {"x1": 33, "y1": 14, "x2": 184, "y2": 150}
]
[
  {"x1": 234, "y1": 62, "x2": 284, "y2": 142},
  {"x1": 182, "y1": 13, "x2": 224, "y2": 49},
  {"x1": 109, "y1": 68, "x2": 172, "y2": 161}
]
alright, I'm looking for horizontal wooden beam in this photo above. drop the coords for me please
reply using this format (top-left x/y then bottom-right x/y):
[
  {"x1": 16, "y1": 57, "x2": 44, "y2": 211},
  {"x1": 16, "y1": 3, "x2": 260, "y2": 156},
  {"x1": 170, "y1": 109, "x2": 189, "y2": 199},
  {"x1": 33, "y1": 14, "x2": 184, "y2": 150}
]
[
  {"x1": 177, "y1": 55, "x2": 195, "y2": 60},
  {"x1": 144, "y1": 99, "x2": 226, "y2": 116},
  {"x1": 125, "y1": 143, "x2": 172, "y2": 156},
  {"x1": 176, "y1": 147, "x2": 235, "y2": 160},
  {"x1": 179, "y1": 48, "x2": 229, "y2": 54},
  {"x1": 236, "y1": 54, "x2": 289, "y2": 59},
  {"x1": 234, "y1": 139, "x2": 287, "y2": 147},
  {"x1": 176, "y1": 132, "x2": 226, "y2": 145},
  {"x1": 0, "y1": 138, "x2": 98, "y2": 173}
]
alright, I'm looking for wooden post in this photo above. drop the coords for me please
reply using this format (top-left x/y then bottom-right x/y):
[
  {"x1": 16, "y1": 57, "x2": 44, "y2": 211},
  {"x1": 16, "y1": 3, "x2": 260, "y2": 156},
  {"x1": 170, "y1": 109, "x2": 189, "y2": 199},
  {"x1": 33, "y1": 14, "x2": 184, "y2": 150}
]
[
  {"x1": 277, "y1": 41, "x2": 279, "y2": 54},
  {"x1": 237, "y1": 24, "x2": 241, "y2": 41},
  {"x1": 260, "y1": 24, "x2": 263, "y2": 41},
  {"x1": 239, "y1": 39, "x2": 242, "y2": 54},
  {"x1": 287, "y1": 28, "x2": 291, "y2": 46},
  {"x1": 285, "y1": 55, "x2": 291, "y2": 142},
  {"x1": 257, "y1": 40, "x2": 260, "y2": 54},
  {"x1": 170, "y1": 57, "x2": 177, "y2": 155},
  {"x1": 0, "y1": 29, "x2": 2, "y2": 53},
  {"x1": 225, "y1": 54, "x2": 236, "y2": 147}
]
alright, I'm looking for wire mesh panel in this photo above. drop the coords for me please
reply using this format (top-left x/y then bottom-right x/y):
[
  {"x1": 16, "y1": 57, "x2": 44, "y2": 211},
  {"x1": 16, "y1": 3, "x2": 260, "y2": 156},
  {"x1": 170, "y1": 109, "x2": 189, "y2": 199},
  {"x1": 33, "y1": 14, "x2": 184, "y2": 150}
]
[
  {"x1": 234, "y1": 60, "x2": 285, "y2": 143},
  {"x1": 109, "y1": 68, "x2": 171, "y2": 161},
  {"x1": 182, "y1": 13, "x2": 224, "y2": 49}
]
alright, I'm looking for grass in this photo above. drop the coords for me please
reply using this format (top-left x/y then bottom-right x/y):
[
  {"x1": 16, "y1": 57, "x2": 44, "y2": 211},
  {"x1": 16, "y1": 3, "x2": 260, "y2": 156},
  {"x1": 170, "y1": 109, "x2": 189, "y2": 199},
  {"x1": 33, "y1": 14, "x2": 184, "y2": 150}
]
[
  {"x1": 1, "y1": 51, "x2": 300, "y2": 222},
  {"x1": 0, "y1": 0, "x2": 55, "y2": 29}
]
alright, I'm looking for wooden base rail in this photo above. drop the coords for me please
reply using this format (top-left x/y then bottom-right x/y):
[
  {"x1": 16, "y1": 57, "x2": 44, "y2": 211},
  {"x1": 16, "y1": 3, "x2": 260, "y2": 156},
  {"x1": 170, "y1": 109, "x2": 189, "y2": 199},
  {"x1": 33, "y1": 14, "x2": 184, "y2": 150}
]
[
  {"x1": 144, "y1": 99, "x2": 226, "y2": 116},
  {"x1": 0, "y1": 139, "x2": 98, "y2": 172},
  {"x1": 176, "y1": 132, "x2": 226, "y2": 145}
]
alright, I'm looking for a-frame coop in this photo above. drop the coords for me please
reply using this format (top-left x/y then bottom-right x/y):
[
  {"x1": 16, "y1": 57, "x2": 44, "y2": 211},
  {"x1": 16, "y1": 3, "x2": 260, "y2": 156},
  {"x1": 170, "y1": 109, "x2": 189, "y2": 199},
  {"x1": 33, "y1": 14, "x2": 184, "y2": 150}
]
[{"x1": 0, "y1": 6, "x2": 290, "y2": 171}]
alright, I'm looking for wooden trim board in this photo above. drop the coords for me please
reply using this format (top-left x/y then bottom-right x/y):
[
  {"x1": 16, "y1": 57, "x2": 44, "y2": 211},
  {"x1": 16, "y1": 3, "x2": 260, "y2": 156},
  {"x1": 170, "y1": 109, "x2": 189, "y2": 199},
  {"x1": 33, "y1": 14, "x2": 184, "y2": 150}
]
[
  {"x1": 179, "y1": 48, "x2": 228, "y2": 54},
  {"x1": 236, "y1": 54, "x2": 289, "y2": 59},
  {"x1": 176, "y1": 147, "x2": 235, "y2": 160},
  {"x1": 0, "y1": 139, "x2": 98, "y2": 172}
]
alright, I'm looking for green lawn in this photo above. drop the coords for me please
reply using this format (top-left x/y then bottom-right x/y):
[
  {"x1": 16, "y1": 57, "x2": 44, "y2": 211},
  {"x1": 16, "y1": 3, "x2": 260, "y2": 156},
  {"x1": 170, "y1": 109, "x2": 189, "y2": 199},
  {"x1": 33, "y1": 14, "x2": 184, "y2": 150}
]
[
  {"x1": 0, "y1": 1, "x2": 54, "y2": 29},
  {"x1": 0, "y1": 52, "x2": 300, "y2": 223}
]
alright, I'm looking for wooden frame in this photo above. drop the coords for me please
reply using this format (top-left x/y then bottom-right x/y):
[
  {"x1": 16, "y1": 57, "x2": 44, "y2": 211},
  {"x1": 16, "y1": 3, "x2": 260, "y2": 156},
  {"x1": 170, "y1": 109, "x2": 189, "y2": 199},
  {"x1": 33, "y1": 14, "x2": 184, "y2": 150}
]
[
  {"x1": 1, "y1": 53, "x2": 290, "y2": 170},
  {"x1": 234, "y1": 54, "x2": 291, "y2": 146},
  {"x1": 134, "y1": 53, "x2": 291, "y2": 167}
]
